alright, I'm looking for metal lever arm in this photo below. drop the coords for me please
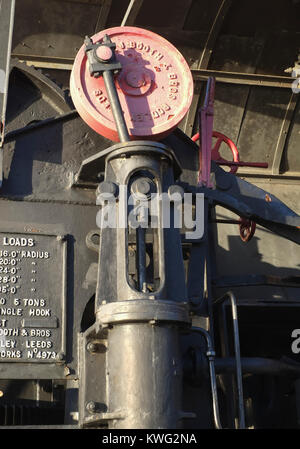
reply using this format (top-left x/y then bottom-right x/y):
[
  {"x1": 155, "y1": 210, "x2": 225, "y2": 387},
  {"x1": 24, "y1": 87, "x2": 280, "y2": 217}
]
[{"x1": 85, "y1": 34, "x2": 130, "y2": 142}]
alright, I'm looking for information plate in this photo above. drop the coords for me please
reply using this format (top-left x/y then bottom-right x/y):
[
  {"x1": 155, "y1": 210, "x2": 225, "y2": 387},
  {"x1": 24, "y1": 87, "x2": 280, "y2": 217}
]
[{"x1": 0, "y1": 232, "x2": 66, "y2": 363}]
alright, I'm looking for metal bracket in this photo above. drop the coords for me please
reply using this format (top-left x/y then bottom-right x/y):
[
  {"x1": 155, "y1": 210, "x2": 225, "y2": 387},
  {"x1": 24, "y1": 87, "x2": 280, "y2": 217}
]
[
  {"x1": 78, "y1": 332, "x2": 108, "y2": 428},
  {"x1": 84, "y1": 34, "x2": 122, "y2": 78}
]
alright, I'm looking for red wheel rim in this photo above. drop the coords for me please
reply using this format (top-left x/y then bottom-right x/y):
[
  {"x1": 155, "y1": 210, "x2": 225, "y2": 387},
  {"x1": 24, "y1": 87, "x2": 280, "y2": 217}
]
[
  {"x1": 192, "y1": 131, "x2": 240, "y2": 174},
  {"x1": 71, "y1": 26, "x2": 194, "y2": 142}
]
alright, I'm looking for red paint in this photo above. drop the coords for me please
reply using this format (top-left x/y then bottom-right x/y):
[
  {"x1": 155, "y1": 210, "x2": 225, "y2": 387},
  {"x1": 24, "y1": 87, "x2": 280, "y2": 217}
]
[
  {"x1": 239, "y1": 217, "x2": 256, "y2": 242},
  {"x1": 70, "y1": 26, "x2": 194, "y2": 141},
  {"x1": 192, "y1": 131, "x2": 240, "y2": 175},
  {"x1": 192, "y1": 131, "x2": 268, "y2": 174},
  {"x1": 193, "y1": 77, "x2": 215, "y2": 188},
  {"x1": 96, "y1": 45, "x2": 113, "y2": 61}
]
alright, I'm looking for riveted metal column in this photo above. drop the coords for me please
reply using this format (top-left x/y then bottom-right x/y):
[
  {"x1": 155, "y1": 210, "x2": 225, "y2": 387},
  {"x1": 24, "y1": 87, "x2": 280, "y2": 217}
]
[{"x1": 93, "y1": 141, "x2": 189, "y2": 429}]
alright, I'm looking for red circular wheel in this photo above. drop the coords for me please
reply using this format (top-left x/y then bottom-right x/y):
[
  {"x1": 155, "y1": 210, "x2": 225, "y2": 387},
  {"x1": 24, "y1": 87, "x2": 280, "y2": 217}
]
[
  {"x1": 192, "y1": 131, "x2": 240, "y2": 174},
  {"x1": 70, "y1": 26, "x2": 194, "y2": 142},
  {"x1": 239, "y1": 218, "x2": 256, "y2": 242}
]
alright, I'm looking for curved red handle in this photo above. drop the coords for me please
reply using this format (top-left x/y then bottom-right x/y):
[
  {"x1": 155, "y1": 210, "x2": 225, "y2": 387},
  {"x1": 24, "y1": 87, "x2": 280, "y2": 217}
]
[
  {"x1": 239, "y1": 218, "x2": 256, "y2": 242},
  {"x1": 192, "y1": 131, "x2": 240, "y2": 174}
]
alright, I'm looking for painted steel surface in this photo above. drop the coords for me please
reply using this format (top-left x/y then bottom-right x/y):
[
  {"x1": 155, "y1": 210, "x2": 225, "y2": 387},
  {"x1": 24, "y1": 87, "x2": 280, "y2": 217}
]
[{"x1": 70, "y1": 26, "x2": 194, "y2": 141}]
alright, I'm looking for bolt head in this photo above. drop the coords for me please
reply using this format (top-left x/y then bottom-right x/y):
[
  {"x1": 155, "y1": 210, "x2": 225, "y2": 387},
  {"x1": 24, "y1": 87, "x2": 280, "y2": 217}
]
[
  {"x1": 131, "y1": 177, "x2": 155, "y2": 199},
  {"x1": 97, "y1": 172, "x2": 104, "y2": 182},
  {"x1": 87, "y1": 342, "x2": 97, "y2": 353},
  {"x1": 64, "y1": 366, "x2": 71, "y2": 376},
  {"x1": 96, "y1": 45, "x2": 113, "y2": 61},
  {"x1": 86, "y1": 401, "x2": 96, "y2": 414},
  {"x1": 57, "y1": 352, "x2": 65, "y2": 361},
  {"x1": 96, "y1": 181, "x2": 118, "y2": 197},
  {"x1": 168, "y1": 185, "x2": 184, "y2": 199}
]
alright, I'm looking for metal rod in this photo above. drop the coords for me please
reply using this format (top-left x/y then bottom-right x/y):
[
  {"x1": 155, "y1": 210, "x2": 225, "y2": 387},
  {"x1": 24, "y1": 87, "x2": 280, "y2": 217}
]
[
  {"x1": 121, "y1": 0, "x2": 144, "y2": 27},
  {"x1": 95, "y1": 0, "x2": 112, "y2": 32},
  {"x1": 136, "y1": 226, "x2": 147, "y2": 292},
  {"x1": 215, "y1": 357, "x2": 300, "y2": 376},
  {"x1": 181, "y1": 0, "x2": 232, "y2": 136},
  {"x1": 213, "y1": 274, "x2": 300, "y2": 288},
  {"x1": 102, "y1": 70, "x2": 130, "y2": 142},
  {"x1": 214, "y1": 291, "x2": 246, "y2": 429},
  {"x1": 215, "y1": 160, "x2": 268, "y2": 168},
  {"x1": 121, "y1": 0, "x2": 136, "y2": 26},
  {"x1": 5, "y1": 110, "x2": 78, "y2": 142},
  {"x1": 13, "y1": 59, "x2": 297, "y2": 91},
  {"x1": 192, "y1": 327, "x2": 222, "y2": 429},
  {"x1": 272, "y1": 93, "x2": 298, "y2": 175},
  {"x1": 211, "y1": 219, "x2": 241, "y2": 224},
  {"x1": 192, "y1": 68, "x2": 296, "y2": 89}
]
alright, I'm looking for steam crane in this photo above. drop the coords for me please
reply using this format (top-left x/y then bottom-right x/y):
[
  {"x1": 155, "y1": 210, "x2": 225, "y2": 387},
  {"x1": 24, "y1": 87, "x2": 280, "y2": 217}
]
[{"x1": 0, "y1": 0, "x2": 299, "y2": 431}]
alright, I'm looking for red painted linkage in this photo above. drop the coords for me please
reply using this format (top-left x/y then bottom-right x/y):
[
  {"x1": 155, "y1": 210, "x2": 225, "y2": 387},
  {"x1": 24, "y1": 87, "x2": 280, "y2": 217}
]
[
  {"x1": 191, "y1": 76, "x2": 268, "y2": 242},
  {"x1": 192, "y1": 131, "x2": 240, "y2": 174},
  {"x1": 239, "y1": 217, "x2": 256, "y2": 242},
  {"x1": 194, "y1": 77, "x2": 215, "y2": 187},
  {"x1": 192, "y1": 76, "x2": 268, "y2": 178},
  {"x1": 192, "y1": 131, "x2": 268, "y2": 174}
]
